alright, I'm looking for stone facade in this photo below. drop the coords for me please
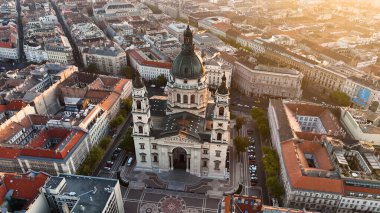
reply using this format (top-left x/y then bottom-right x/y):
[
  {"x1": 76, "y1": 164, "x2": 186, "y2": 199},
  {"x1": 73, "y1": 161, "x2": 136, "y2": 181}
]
[{"x1": 132, "y1": 26, "x2": 229, "y2": 179}]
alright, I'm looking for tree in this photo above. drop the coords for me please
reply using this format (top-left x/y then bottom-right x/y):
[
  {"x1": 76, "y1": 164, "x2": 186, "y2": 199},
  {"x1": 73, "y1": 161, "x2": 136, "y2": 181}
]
[
  {"x1": 99, "y1": 136, "x2": 112, "y2": 150},
  {"x1": 251, "y1": 108, "x2": 265, "y2": 120},
  {"x1": 155, "y1": 74, "x2": 167, "y2": 87},
  {"x1": 235, "y1": 117, "x2": 246, "y2": 134},
  {"x1": 121, "y1": 98, "x2": 133, "y2": 112},
  {"x1": 121, "y1": 66, "x2": 134, "y2": 79},
  {"x1": 120, "y1": 128, "x2": 135, "y2": 152},
  {"x1": 251, "y1": 108, "x2": 270, "y2": 138},
  {"x1": 329, "y1": 91, "x2": 351, "y2": 106},
  {"x1": 266, "y1": 176, "x2": 284, "y2": 198},
  {"x1": 369, "y1": 101, "x2": 379, "y2": 112},
  {"x1": 233, "y1": 136, "x2": 250, "y2": 153},
  {"x1": 110, "y1": 115, "x2": 125, "y2": 129},
  {"x1": 83, "y1": 63, "x2": 100, "y2": 74}
]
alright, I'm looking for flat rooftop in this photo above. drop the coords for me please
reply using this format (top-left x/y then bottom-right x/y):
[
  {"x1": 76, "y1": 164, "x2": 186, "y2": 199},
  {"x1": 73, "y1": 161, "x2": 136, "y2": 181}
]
[{"x1": 45, "y1": 174, "x2": 118, "y2": 213}]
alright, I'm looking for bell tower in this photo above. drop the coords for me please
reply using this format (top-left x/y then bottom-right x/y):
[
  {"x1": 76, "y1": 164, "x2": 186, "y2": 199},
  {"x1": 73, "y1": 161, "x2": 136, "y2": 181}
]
[
  {"x1": 211, "y1": 73, "x2": 230, "y2": 143},
  {"x1": 132, "y1": 72, "x2": 151, "y2": 137}
]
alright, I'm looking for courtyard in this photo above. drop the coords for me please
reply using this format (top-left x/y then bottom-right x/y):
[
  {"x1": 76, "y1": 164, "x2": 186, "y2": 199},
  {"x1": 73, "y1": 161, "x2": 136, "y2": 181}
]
[{"x1": 123, "y1": 188, "x2": 221, "y2": 213}]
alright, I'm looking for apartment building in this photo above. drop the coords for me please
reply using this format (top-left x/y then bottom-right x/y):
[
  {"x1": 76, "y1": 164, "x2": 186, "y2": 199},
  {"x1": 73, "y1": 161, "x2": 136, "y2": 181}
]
[
  {"x1": 42, "y1": 174, "x2": 124, "y2": 213},
  {"x1": 0, "y1": 171, "x2": 124, "y2": 213},
  {"x1": 0, "y1": 22, "x2": 19, "y2": 60},
  {"x1": 204, "y1": 58, "x2": 232, "y2": 90},
  {"x1": 268, "y1": 100, "x2": 380, "y2": 212},
  {"x1": 233, "y1": 61, "x2": 303, "y2": 99},
  {"x1": 0, "y1": 67, "x2": 132, "y2": 175},
  {"x1": 82, "y1": 43, "x2": 127, "y2": 75},
  {"x1": 128, "y1": 48, "x2": 172, "y2": 80}
]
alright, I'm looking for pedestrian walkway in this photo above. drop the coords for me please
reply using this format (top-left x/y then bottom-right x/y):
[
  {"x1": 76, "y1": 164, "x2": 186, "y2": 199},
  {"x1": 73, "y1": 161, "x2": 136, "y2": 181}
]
[{"x1": 157, "y1": 170, "x2": 202, "y2": 191}]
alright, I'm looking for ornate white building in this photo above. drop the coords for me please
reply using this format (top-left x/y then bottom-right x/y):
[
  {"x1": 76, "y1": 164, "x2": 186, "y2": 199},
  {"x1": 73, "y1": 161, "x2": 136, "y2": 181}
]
[{"x1": 132, "y1": 26, "x2": 230, "y2": 179}]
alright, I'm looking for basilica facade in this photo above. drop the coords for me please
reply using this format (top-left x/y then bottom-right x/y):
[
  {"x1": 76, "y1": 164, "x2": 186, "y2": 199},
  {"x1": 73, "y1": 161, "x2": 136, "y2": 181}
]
[{"x1": 132, "y1": 26, "x2": 230, "y2": 179}]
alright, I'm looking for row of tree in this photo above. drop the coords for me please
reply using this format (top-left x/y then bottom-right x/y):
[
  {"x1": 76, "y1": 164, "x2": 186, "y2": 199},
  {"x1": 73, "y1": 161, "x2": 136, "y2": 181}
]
[
  {"x1": 262, "y1": 147, "x2": 284, "y2": 198},
  {"x1": 251, "y1": 108, "x2": 270, "y2": 139},
  {"x1": 120, "y1": 128, "x2": 135, "y2": 152},
  {"x1": 77, "y1": 136, "x2": 111, "y2": 175},
  {"x1": 110, "y1": 98, "x2": 132, "y2": 130}
]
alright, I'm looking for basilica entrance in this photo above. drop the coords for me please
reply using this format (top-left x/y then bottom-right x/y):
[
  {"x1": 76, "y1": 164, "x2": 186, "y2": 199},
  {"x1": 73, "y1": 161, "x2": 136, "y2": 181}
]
[{"x1": 172, "y1": 147, "x2": 187, "y2": 170}]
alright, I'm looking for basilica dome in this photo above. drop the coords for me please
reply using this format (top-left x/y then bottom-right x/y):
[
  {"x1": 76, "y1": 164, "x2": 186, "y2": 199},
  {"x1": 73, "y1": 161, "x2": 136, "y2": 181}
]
[{"x1": 170, "y1": 25, "x2": 204, "y2": 79}]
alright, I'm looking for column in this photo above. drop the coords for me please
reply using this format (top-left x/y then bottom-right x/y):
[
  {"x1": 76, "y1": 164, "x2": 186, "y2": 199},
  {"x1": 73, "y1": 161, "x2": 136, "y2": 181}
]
[
  {"x1": 168, "y1": 152, "x2": 173, "y2": 170},
  {"x1": 186, "y1": 154, "x2": 191, "y2": 172}
]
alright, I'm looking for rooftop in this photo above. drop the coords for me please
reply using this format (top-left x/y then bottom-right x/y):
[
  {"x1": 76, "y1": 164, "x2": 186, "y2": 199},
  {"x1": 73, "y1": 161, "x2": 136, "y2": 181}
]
[
  {"x1": 44, "y1": 174, "x2": 118, "y2": 213},
  {"x1": 282, "y1": 139, "x2": 344, "y2": 194}
]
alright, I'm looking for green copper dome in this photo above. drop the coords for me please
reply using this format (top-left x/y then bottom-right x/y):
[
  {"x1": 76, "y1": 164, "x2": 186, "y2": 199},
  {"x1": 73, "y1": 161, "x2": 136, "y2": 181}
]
[{"x1": 170, "y1": 25, "x2": 204, "y2": 79}]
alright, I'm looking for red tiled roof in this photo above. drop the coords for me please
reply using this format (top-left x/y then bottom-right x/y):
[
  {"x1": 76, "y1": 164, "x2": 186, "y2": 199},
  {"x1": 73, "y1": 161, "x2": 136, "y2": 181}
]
[
  {"x1": 0, "y1": 184, "x2": 6, "y2": 205},
  {"x1": 3, "y1": 172, "x2": 48, "y2": 201},
  {"x1": 344, "y1": 185, "x2": 380, "y2": 195},
  {"x1": 0, "y1": 42, "x2": 12, "y2": 48},
  {"x1": 100, "y1": 92, "x2": 120, "y2": 111},
  {"x1": 0, "y1": 105, "x2": 6, "y2": 113},
  {"x1": 6, "y1": 100, "x2": 28, "y2": 111},
  {"x1": 114, "y1": 79, "x2": 130, "y2": 94},
  {"x1": 0, "y1": 147, "x2": 22, "y2": 159},
  {"x1": 85, "y1": 90, "x2": 110, "y2": 101},
  {"x1": 0, "y1": 118, "x2": 32, "y2": 144},
  {"x1": 128, "y1": 49, "x2": 172, "y2": 69},
  {"x1": 27, "y1": 128, "x2": 70, "y2": 149},
  {"x1": 281, "y1": 140, "x2": 344, "y2": 194},
  {"x1": 21, "y1": 130, "x2": 86, "y2": 159}
]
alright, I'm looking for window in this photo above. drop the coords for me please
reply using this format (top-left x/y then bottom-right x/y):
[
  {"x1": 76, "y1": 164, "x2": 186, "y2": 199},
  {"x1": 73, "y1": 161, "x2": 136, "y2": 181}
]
[
  {"x1": 216, "y1": 150, "x2": 221, "y2": 157},
  {"x1": 141, "y1": 154, "x2": 146, "y2": 162},
  {"x1": 153, "y1": 155, "x2": 158, "y2": 162},
  {"x1": 190, "y1": 95, "x2": 195, "y2": 104},
  {"x1": 203, "y1": 149, "x2": 208, "y2": 154},
  {"x1": 218, "y1": 123, "x2": 223, "y2": 127},
  {"x1": 137, "y1": 116, "x2": 142, "y2": 120},
  {"x1": 214, "y1": 160, "x2": 220, "y2": 170},
  {"x1": 203, "y1": 160, "x2": 207, "y2": 167},
  {"x1": 177, "y1": 94, "x2": 181, "y2": 103},
  {"x1": 140, "y1": 143, "x2": 145, "y2": 149},
  {"x1": 138, "y1": 126, "x2": 143, "y2": 134},
  {"x1": 219, "y1": 107, "x2": 224, "y2": 116},
  {"x1": 136, "y1": 100, "x2": 141, "y2": 110},
  {"x1": 183, "y1": 95, "x2": 188, "y2": 104},
  {"x1": 217, "y1": 133, "x2": 222, "y2": 141},
  {"x1": 152, "y1": 144, "x2": 157, "y2": 149}
]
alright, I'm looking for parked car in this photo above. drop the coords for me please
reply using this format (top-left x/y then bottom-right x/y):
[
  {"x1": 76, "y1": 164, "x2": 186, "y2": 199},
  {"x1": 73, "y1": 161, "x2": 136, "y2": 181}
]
[
  {"x1": 103, "y1": 167, "x2": 111, "y2": 173},
  {"x1": 111, "y1": 153, "x2": 119, "y2": 160},
  {"x1": 106, "y1": 161, "x2": 114, "y2": 167},
  {"x1": 127, "y1": 157, "x2": 134, "y2": 166}
]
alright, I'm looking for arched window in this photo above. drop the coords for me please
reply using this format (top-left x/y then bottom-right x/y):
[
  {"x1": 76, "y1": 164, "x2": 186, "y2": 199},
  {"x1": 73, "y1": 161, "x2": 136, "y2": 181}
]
[
  {"x1": 184, "y1": 95, "x2": 188, "y2": 104},
  {"x1": 219, "y1": 107, "x2": 224, "y2": 116},
  {"x1": 153, "y1": 155, "x2": 158, "y2": 162},
  {"x1": 138, "y1": 126, "x2": 143, "y2": 134},
  {"x1": 217, "y1": 133, "x2": 222, "y2": 141},
  {"x1": 177, "y1": 94, "x2": 181, "y2": 103},
  {"x1": 190, "y1": 95, "x2": 195, "y2": 104},
  {"x1": 136, "y1": 100, "x2": 141, "y2": 110}
]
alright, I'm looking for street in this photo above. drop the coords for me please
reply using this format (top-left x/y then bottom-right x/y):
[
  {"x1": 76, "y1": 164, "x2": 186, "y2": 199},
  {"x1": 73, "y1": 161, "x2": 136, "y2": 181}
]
[
  {"x1": 94, "y1": 113, "x2": 132, "y2": 177},
  {"x1": 50, "y1": 0, "x2": 84, "y2": 68},
  {"x1": 230, "y1": 91, "x2": 270, "y2": 205}
]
